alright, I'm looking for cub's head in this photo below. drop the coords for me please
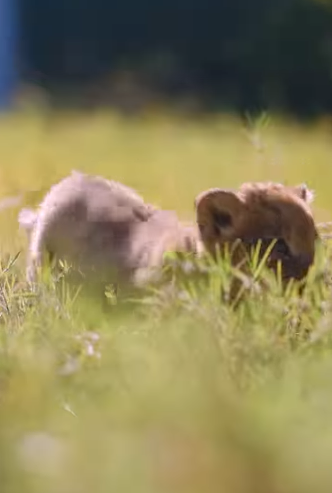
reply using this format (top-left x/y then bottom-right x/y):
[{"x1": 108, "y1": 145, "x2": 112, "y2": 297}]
[{"x1": 195, "y1": 182, "x2": 318, "y2": 283}]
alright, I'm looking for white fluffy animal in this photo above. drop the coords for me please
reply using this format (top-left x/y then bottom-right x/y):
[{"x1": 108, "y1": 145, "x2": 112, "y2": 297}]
[{"x1": 18, "y1": 171, "x2": 200, "y2": 289}]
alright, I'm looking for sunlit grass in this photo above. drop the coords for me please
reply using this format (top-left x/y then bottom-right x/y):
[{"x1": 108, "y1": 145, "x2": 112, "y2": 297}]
[{"x1": 0, "y1": 108, "x2": 332, "y2": 492}]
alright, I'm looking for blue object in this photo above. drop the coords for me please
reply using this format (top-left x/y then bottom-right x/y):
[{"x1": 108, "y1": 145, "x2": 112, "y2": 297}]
[{"x1": 0, "y1": 0, "x2": 18, "y2": 109}]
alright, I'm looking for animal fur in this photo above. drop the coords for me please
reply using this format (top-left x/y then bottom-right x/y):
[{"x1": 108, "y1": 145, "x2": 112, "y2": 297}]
[{"x1": 18, "y1": 171, "x2": 318, "y2": 297}]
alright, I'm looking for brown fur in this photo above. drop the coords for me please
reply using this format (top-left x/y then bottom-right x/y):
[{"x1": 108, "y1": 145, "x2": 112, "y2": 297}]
[
  {"x1": 196, "y1": 181, "x2": 317, "y2": 284},
  {"x1": 18, "y1": 172, "x2": 318, "y2": 299}
]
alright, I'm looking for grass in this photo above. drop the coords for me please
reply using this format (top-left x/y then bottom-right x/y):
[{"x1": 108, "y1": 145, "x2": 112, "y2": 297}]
[{"x1": 1, "y1": 108, "x2": 332, "y2": 492}]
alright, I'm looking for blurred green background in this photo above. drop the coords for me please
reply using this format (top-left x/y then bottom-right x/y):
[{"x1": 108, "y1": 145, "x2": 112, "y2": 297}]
[
  {"x1": 0, "y1": 0, "x2": 331, "y2": 490},
  {"x1": 20, "y1": 0, "x2": 332, "y2": 117}
]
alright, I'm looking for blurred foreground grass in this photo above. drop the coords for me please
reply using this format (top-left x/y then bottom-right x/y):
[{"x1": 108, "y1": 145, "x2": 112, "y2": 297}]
[{"x1": 0, "y1": 109, "x2": 332, "y2": 492}]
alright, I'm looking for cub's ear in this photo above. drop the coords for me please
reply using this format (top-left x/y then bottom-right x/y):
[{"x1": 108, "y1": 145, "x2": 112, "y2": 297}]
[
  {"x1": 195, "y1": 188, "x2": 245, "y2": 244},
  {"x1": 293, "y1": 183, "x2": 315, "y2": 204}
]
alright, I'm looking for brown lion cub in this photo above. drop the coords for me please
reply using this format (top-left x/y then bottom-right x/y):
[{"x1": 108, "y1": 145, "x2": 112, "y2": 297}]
[
  {"x1": 196, "y1": 181, "x2": 318, "y2": 285},
  {"x1": 18, "y1": 171, "x2": 318, "y2": 295}
]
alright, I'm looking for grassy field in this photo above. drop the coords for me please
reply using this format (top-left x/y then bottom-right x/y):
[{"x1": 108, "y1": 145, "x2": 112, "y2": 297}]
[{"x1": 1, "y1": 108, "x2": 332, "y2": 493}]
